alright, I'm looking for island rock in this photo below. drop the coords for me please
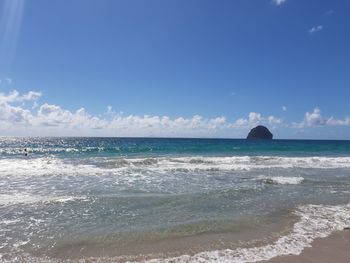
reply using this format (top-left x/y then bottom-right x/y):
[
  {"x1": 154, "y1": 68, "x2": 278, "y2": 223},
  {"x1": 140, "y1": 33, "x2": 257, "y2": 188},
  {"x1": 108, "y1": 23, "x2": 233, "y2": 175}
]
[{"x1": 247, "y1": 125, "x2": 273, "y2": 140}]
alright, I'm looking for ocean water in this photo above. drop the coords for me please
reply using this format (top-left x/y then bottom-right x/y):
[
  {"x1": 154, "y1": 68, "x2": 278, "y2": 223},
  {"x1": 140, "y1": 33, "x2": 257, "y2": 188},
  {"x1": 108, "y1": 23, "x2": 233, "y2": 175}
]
[{"x1": 0, "y1": 137, "x2": 350, "y2": 262}]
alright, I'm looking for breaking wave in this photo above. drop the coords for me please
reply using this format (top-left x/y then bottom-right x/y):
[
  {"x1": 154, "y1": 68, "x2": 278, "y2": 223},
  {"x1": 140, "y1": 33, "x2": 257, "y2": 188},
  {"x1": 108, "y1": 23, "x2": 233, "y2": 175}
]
[{"x1": 1, "y1": 156, "x2": 350, "y2": 178}]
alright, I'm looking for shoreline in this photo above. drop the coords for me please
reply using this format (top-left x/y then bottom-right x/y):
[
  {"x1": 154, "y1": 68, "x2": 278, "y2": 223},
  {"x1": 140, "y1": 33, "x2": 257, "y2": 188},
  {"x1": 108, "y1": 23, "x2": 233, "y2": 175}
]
[
  {"x1": 262, "y1": 229, "x2": 350, "y2": 263},
  {"x1": 43, "y1": 218, "x2": 294, "y2": 261},
  {"x1": 39, "y1": 229, "x2": 350, "y2": 262},
  {"x1": 35, "y1": 221, "x2": 350, "y2": 263},
  {"x1": 6, "y1": 219, "x2": 350, "y2": 262}
]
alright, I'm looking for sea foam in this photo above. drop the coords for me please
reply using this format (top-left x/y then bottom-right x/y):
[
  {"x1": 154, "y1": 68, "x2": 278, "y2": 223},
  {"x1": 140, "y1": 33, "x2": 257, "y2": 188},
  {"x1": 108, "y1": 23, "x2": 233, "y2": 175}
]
[
  {"x1": 0, "y1": 193, "x2": 88, "y2": 206},
  {"x1": 1, "y1": 156, "x2": 350, "y2": 179},
  {"x1": 259, "y1": 175, "x2": 305, "y2": 185}
]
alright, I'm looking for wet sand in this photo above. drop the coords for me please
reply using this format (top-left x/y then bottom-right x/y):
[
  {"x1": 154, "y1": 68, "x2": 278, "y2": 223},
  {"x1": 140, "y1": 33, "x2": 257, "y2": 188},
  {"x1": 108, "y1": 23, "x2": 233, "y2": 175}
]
[
  {"x1": 46, "y1": 228, "x2": 284, "y2": 261},
  {"x1": 45, "y1": 215, "x2": 296, "y2": 261},
  {"x1": 263, "y1": 230, "x2": 350, "y2": 263},
  {"x1": 50, "y1": 230, "x2": 350, "y2": 263}
]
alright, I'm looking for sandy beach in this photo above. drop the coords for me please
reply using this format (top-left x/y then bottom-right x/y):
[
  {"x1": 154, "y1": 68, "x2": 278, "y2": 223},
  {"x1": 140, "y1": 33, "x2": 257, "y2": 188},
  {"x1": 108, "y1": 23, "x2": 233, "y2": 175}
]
[{"x1": 263, "y1": 230, "x2": 350, "y2": 263}]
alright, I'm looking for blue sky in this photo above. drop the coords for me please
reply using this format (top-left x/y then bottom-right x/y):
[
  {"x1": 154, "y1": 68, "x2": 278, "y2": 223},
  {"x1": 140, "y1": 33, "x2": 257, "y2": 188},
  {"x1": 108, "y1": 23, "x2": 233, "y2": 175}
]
[{"x1": 0, "y1": 0, "x2": 350, "y2": 139}]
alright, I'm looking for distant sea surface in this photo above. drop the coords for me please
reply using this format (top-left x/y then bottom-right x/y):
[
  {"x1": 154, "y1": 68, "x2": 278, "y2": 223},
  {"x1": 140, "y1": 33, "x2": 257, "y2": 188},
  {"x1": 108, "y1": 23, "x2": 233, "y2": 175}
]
[{"x1": 1, "y1": 137, "x2": 350, "y2": 262}]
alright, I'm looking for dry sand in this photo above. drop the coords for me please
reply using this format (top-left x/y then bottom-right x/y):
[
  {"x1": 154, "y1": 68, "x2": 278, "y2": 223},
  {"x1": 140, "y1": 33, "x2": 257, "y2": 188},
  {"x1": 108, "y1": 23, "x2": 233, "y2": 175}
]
[{"x1": 262, "y1": 230, "x2": 350, "y2": 263}]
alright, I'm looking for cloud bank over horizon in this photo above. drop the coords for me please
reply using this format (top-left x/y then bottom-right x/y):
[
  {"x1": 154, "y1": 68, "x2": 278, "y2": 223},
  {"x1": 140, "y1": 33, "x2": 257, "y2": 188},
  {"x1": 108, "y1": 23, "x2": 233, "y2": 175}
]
[
  {"x1": 0, "y1": 89, "x2": 282, "y2": 137},
  {"x1": 0, "y1": 89, "x2": 349, "y2": 138}
]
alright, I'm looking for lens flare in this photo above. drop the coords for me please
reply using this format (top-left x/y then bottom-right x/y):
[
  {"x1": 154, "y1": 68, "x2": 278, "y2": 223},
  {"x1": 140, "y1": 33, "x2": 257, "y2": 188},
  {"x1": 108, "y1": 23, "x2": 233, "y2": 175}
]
[{"x1": 0, "y1": 0, "x2": 25, "y2": 76}]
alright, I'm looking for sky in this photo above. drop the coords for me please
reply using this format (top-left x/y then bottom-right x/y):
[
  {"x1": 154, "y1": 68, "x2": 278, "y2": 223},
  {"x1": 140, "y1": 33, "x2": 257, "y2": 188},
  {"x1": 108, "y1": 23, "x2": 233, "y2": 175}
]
[{"x1": 0, "y1": 0, "x2": 350, "y2": 139}]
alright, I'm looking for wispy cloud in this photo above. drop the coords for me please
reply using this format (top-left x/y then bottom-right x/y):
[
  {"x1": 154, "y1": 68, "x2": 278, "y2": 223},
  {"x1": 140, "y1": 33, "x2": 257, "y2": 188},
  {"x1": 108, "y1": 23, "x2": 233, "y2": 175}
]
[
  {"x1": 324, "y1": 10, "x2": 335, "y2": 17},
  {"x1": 0, "y1": 78, "x2": 13, "y2": 85},
  {"x1": 282, "y1": 106, "x2": 287, "y2": 112},
  {"x1": 309, "y1": 25, "x2": 323, "y2": 34},
  {"x1": 272, "y1": 0, "x2": 286, "y2": 6},
  {"x1": 5, "y1": 78, "x2": 12, "y2": 84}
]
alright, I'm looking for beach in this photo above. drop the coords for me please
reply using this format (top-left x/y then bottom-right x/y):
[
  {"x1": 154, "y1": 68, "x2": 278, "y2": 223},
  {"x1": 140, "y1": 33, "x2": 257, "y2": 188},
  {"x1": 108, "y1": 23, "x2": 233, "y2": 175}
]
[{"x1": 2, "y1": 0, "x2": 350, "y2": 261}]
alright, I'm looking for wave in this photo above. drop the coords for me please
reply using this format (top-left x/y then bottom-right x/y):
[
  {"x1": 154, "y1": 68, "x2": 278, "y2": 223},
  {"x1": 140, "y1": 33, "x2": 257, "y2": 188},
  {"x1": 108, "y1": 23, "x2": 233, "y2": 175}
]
[
  {"x1": 259, "y1": 176, "x2": 305, "y2": 185},
  {"x1": 1, "y1": 156, "x2": 350, "y2": 179},
  {"x1": 0, "y1": 158, "x2": 105, "y2": 178},
  {"x1": 137, "y1": 203, "x2": 350, "y2": 263},
  {"x1": 0, "y1": 193, "x2": 88, "y2": 206},
  {"x1": 99, "y1": 156, "x2": 350, "y2": 170}
]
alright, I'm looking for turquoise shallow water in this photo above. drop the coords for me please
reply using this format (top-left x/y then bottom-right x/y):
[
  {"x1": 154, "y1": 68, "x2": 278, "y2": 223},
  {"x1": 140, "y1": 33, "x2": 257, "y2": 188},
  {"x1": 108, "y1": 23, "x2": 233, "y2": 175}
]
[
  {"x1": 1, "y1": 138, "x2": 350, "y2": 262},
  {"x1": 1, "y1": 137, "x2": 350, "y2": 158}
]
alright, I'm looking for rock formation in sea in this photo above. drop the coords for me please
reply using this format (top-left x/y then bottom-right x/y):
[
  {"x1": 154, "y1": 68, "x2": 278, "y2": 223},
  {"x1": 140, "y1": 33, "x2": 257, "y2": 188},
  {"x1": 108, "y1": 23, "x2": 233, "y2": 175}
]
[{"x1": 247, "y1": 125, "x2": 273, "y2": 140}]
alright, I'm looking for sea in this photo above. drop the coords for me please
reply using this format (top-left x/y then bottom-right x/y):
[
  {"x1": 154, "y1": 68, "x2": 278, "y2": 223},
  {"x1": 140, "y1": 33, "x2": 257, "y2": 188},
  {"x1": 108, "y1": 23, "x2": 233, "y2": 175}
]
[{"x1": 0, "y1": 137, "x2": 350, "y2": 262}]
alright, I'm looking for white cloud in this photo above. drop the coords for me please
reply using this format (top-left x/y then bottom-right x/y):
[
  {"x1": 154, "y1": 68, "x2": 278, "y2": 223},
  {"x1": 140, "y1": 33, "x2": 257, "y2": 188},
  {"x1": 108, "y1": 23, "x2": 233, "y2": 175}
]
[
  {"x1": 232, "y1": 112, "x2": 282, "y2": 129},
  {"x1": 20, "y1": 91, "x2": 42, "y2": 101},
  {"x1": 272, "y1": 0, "x2": 286, "y2": 6},
  {"x1": 326, "y1": 117, "x2": 350, "y2": 126},
  {"x1": 309, "y1": 25, "x2": 323, "y2": 34},
  {"x1": 268, "y1": 115, "x2": 282, "y2": 124},
  {"x1": 304, "y1": 107, "x2": 325, "y2": 126},
  {"x1": 0, "y1": 90, "x2": 42, "y2": 103},
  {"x1": 0, "y1": 101, "x2": 32, "y2": 125},
  {"x1": 282, "y1": 106, "x2": 287, "y2": 112},
  {"x1": 0, "y1": 90, "x2": 285, "y2": 137},
  {"x1": 3, "y1": 90, "x2": 350, "y2": 137},
  {"x1": 294, "y1": 108, "x2": 350, "y2": 128},
  {"x1": 107, "y1": 114, "x2": 233, "y2": 137}
]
